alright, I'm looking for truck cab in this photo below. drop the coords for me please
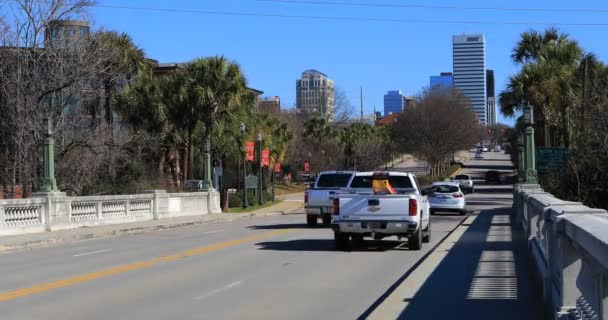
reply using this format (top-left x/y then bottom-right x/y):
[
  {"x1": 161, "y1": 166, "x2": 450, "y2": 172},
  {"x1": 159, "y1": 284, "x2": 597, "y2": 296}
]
[{"x1": 305, "y1": 171, "x2": 355, "y2": 226}]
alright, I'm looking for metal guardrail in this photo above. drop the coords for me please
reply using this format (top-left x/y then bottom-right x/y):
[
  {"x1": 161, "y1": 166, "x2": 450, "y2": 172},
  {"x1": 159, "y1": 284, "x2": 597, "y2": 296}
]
[{"x1": 514, "y1": 184, "x2": 608, "y2": 320}]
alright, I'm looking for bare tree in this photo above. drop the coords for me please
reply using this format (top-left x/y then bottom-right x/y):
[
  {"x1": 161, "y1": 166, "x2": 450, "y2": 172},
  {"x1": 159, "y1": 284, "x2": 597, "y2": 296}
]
[
  {"x1": 331, "y1": 86, "x2": 353, "y2": 124},
  {"x1": 391, "y1": 88, "x2": 479, "y2": 176}
]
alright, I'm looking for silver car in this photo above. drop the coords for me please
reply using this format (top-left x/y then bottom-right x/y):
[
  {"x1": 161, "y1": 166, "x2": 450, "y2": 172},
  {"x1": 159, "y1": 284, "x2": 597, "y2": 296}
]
[
  {"x1": 428, "y1": 182, "x2": 467, "y2": 215},
  {"x1": 450, "y1": 174, "x2": 474, "y2": 194}
]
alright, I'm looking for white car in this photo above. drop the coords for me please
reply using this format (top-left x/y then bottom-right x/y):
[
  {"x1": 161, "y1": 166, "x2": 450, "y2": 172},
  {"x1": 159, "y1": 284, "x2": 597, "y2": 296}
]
[
  {"x1": 428, "y1": 182, "x2": 467, "y2": 215},
  {"x1": 482, "y1": 146, "x2": 489, "y2": 152}
]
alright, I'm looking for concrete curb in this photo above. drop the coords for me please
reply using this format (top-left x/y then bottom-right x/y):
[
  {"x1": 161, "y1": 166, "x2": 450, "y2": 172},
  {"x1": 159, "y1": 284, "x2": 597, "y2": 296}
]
[{"x1": 0, "y1": 205, "x2": 304, "y2": 254}]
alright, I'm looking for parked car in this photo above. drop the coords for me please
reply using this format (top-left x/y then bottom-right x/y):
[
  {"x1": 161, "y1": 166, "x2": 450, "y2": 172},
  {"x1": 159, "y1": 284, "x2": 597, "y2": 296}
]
[
  {"x1": 450, "y1": 174, "x2": 474, "y2": 193},
  {"x1": 494, "y1": 145, "x2": 502, "y2": 152},
  {"x1": 474, "y1": 152, "x2": 484, "y2": 160},
  {"x1": 428, "y1": 182, "x2": 467, "y2": 215},
  {"x1": 482, "y1": 146, "x2": 489, "y2": 152},
  {"x1": 485, "y1": 170, "x2": 501, "y2": 184},
  {"x1": 305, "y1": 171, "x2": 355, "y2": 226},
  {"x1": 331, "y1": 171, "x2": 431, "y2": 250}
]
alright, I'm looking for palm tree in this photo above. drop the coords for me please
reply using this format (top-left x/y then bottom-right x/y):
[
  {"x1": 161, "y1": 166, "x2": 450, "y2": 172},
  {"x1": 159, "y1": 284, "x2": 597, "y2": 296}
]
[
  {"x1": 499, "y1": 28, "x2": 583, "y2": 147},
  {"x1": 181, "y1": 56, "x2": 253, "y2": 189},
  {"x1": 95, "y1": 31, "x2": 150, "y2": 127}
]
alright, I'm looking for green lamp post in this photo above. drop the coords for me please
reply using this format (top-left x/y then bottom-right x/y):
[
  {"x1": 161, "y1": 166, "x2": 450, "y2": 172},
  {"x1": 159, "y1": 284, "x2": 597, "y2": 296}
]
[
  {"x1": 517, "y1": 132, "x2": 525, "y2": 183},
  {"x1": 240, "y1": 122, "x2": 248, "y2": 208},
  {"x1": 258, "y1": 133, "x2": 264, "y2": 205},
  {"x1": 202, "y1": 126, "x2": 213, "y2": 191},
  {"x1": 40, "y1": 115, "x2": 58, "y2": 192},
  {"x1": 523, "y1": 104, "x2": 538, "y2": 184}
]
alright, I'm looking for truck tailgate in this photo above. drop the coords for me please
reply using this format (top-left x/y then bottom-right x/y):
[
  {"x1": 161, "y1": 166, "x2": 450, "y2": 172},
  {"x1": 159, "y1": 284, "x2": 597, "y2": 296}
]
[{"x1": 339, "y1": 194, "x2": 413, "y2": 220}]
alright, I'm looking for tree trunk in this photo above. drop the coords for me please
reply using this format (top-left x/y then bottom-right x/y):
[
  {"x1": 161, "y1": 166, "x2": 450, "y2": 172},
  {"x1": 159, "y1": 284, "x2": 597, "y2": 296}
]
[
  {"x1": 188, "y1": 132, "x2": 194, "y2": 179},
  {"x1": 182, "y1": 145, "x2": 190, "y2": 181}
]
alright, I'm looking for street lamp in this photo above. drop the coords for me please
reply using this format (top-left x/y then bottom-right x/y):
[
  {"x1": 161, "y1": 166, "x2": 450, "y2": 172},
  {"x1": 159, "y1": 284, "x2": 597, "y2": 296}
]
[
  {"x1": 258, "y1": 133, "x2": 264, "y2": 205},
  {"x1": 517, "y1": 132, "x2": 525, "y2": 183},
  {"x1": 202, "y1": 126, "x2": 213, "y2": 191},
  {"x1": 523, "y1": 104, "x2": 538, "y2": 184},
  {"x1": 240, "y1": 122, "x2": 248, "y2": 208},
  {"x1": 40, "y1": 114, "x2": 58, "y2": 192}
]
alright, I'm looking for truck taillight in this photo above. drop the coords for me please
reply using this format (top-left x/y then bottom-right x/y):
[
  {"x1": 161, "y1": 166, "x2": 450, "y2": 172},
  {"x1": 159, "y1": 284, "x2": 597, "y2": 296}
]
[
  {"x1": 409, "y1": 199, "x2": 418, "y2": 216},
  {"x1": 332, "y1": 198, "x2": 340, "y2": 215},
  {"x1": 304, "y1": 191, "x2": 308, "y2": 204}
]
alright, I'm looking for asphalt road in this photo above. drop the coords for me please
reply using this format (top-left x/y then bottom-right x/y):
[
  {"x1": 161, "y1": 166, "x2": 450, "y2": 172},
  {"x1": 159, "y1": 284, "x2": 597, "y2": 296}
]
[{"x1": 0, "y1": 151, "x2": 514, "y2": 320}]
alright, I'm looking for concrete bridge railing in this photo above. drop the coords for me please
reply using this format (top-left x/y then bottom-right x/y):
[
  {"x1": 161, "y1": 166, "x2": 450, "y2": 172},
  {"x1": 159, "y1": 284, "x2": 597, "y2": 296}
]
[
  {"x1": 514, "y1": 184, "x2": 608, "y2": 320},
  {"x1": 0, "y1": 190, "x2": 221, "y2": 236}
]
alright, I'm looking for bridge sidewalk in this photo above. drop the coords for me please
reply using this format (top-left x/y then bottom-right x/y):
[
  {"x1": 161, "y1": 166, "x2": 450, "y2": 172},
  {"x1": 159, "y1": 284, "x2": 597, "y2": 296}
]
[{"x1": 368, "y1": 208, "x2": 547, "y2": 320}]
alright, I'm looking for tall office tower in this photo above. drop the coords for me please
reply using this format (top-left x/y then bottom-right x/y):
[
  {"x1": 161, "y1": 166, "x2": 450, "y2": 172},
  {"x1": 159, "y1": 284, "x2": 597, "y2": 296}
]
[
  {"x1": 296, "y1": 69, "x2": 335, "y2": 116},
  {"x1": 486, "y1": 70, "x2": 496, "y2": 126},
  {"x1": 453, "y1": 34, "x2": 487, "y2": 125}
]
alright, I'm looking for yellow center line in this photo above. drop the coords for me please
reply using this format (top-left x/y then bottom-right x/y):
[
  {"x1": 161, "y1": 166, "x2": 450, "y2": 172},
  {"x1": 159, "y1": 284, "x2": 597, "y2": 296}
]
[{"x1": 0, "y1": 229, "x2": 292, "y2": 302}]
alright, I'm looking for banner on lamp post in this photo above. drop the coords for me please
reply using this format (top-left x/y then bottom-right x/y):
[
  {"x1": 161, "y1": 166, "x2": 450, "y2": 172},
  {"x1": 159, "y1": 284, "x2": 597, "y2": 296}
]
[
  {"x1": 304, "y1": 161, "x2": 310, "y2": 173},
  {"x1": 261, "y1": 149, "x2": 270, "y2": 167},
  {"x1": 275, "y1": 163, "x2": 281, "y2": 173},
  {"x1": 245, "y1": 141, "x2": 254, "y2": 161}
]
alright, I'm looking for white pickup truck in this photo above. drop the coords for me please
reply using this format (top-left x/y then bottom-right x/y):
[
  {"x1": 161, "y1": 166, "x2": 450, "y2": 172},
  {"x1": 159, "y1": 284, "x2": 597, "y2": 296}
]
[
  {"x1": 331, "y1": 172, "x2": 431, "y2": 250},
  {"x1": 305, "y1": 171, "x2": 355, "y2": 226}
]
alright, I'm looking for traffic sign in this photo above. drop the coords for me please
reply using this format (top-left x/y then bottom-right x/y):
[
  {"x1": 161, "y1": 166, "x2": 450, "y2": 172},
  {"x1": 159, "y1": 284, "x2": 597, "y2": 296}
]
[
  {"x1": 537, "y1": 147, "x2": 570, "y2": 174},
  {"x1": 304, "y1": 161, "x2": 310, "y2": 173}
]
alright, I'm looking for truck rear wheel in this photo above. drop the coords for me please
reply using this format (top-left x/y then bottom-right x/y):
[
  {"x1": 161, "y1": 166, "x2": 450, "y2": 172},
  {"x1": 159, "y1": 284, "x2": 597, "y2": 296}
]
[
  {"x1": 409, "y1": 227, "x2": 422, "y2": 250},
  {"x1": 306, "y1": 214, "x2": 317, "y2": 227},
  {"x1": 423, "y1": 219, "x2": 431, "y2": 243},
  {"x1": 334, "y1": 231, "x2": 349, "y2": 250},
  {"x1": 351, "y1": 234, "x2": 364, "y2": 248},
  {"x1": 321, "y1": 214, "x2": 331, "y2": 225}
]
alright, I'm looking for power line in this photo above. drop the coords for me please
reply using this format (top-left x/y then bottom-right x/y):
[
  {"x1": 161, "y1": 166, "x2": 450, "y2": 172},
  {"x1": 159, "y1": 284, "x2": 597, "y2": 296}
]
[
  {"x1": 86, "y1": 4, "x2": 608, "y2": 26},
  {"x1": 257, "y1": 0, "x2": 608, "y2": 14}
]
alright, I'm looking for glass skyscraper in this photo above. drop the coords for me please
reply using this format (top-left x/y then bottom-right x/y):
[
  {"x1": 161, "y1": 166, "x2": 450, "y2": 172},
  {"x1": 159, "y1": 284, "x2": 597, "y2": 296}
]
[
  {"x1": 383, "y1": 90, "x2": 406, "y2": 116},
  {"x1": 430, "y1": 72, "x2": 453, "y2": 89},
  {"x1": 453, "y1": 34, "x2": 487, "y2": 125}
]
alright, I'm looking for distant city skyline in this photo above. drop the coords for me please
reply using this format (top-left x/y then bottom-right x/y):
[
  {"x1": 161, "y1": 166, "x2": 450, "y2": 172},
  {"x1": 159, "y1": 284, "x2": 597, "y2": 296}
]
[{"x1": 89, "y1": 0, "x2": 608, "y2": 127}]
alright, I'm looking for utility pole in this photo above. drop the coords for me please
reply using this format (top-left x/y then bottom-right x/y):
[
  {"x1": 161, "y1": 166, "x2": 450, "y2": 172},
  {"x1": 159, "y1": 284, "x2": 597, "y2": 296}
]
[{"x1": 360, "y1": 86, "x2": 364, "y2": 121}]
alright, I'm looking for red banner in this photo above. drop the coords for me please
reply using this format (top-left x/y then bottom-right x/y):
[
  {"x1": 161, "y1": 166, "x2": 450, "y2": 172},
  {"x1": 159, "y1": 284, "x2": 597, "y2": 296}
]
[
  {"x1": 304, "y1": 161, "x2": 310, "y2": 173},
  {"x1": 245, "y1": 141, "x2": 254, "y2": 161},
  {"x1": 275, "y1": 163, "x2": 281, "y2": 173},
  {"x1": 261, "y1": 149, "x2": 270, "y2": 167}
]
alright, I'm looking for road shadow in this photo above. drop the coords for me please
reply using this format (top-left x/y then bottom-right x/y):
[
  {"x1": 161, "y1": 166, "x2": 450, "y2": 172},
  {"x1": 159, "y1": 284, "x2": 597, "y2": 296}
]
[
  {"x1": 472, "y1": 187, "x2": 515, "y2": 194},
  {"x1": 248, "y1": 223, "x2": 312, "y2": 230},
  {"x1": 256, "y1": 239, "x2": 408, "y2": 252},
  {"x1": 463, "y1": 164, "x2": 516, "y2": 170},
  {"x1": 360, "y1": 208, "x2": 547, "y2": 320}
]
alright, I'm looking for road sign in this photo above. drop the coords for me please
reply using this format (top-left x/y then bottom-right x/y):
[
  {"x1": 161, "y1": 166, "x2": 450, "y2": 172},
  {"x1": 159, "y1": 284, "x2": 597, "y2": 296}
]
[
  {"x1": 304, "y1": 161, "x2": 310, "y2": 173},
  {"x1": 537, "y1": 147, "x2": 570, "y2": 174},
  {"x1": 262, "y1": 149, "x2": 270, "y2": 167},
  {"x1": 245, "y1": 175, "x2": 258, "y2": 189},
  {"x1": 245, "y1": 141, "x2": 254, "y2": 161}
]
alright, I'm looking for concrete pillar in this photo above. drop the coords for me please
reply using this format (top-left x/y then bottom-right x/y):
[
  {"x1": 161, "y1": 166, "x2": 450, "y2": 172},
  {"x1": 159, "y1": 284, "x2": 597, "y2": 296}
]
[
  {"x1": 31, "y1": 192, "x2": 67, "y2": 231},
  {"x1": 555, "y1": 227, "x2": 583, "y2": 317},
  {"x1": 144, "y1": 190, "x2": 168, "y2": 220}
]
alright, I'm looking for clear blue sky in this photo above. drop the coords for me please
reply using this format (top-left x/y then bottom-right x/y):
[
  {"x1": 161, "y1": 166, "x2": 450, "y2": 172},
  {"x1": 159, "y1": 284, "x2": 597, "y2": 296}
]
[{"x1": 91, "y1": 0, "x2": 608, "y2": 126}]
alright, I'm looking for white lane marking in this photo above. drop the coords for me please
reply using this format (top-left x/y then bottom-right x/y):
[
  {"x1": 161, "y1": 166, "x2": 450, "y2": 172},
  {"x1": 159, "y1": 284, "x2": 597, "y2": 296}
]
[
  {"x1": 73, "y1": 249, "x2": 112, "y2": 257},
  {"x1": 201, "y1": 229, "x2": 224, "y2": 235},
  {"x1": 193, "y1": 281, "x2": 242, "y2": 301}
]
